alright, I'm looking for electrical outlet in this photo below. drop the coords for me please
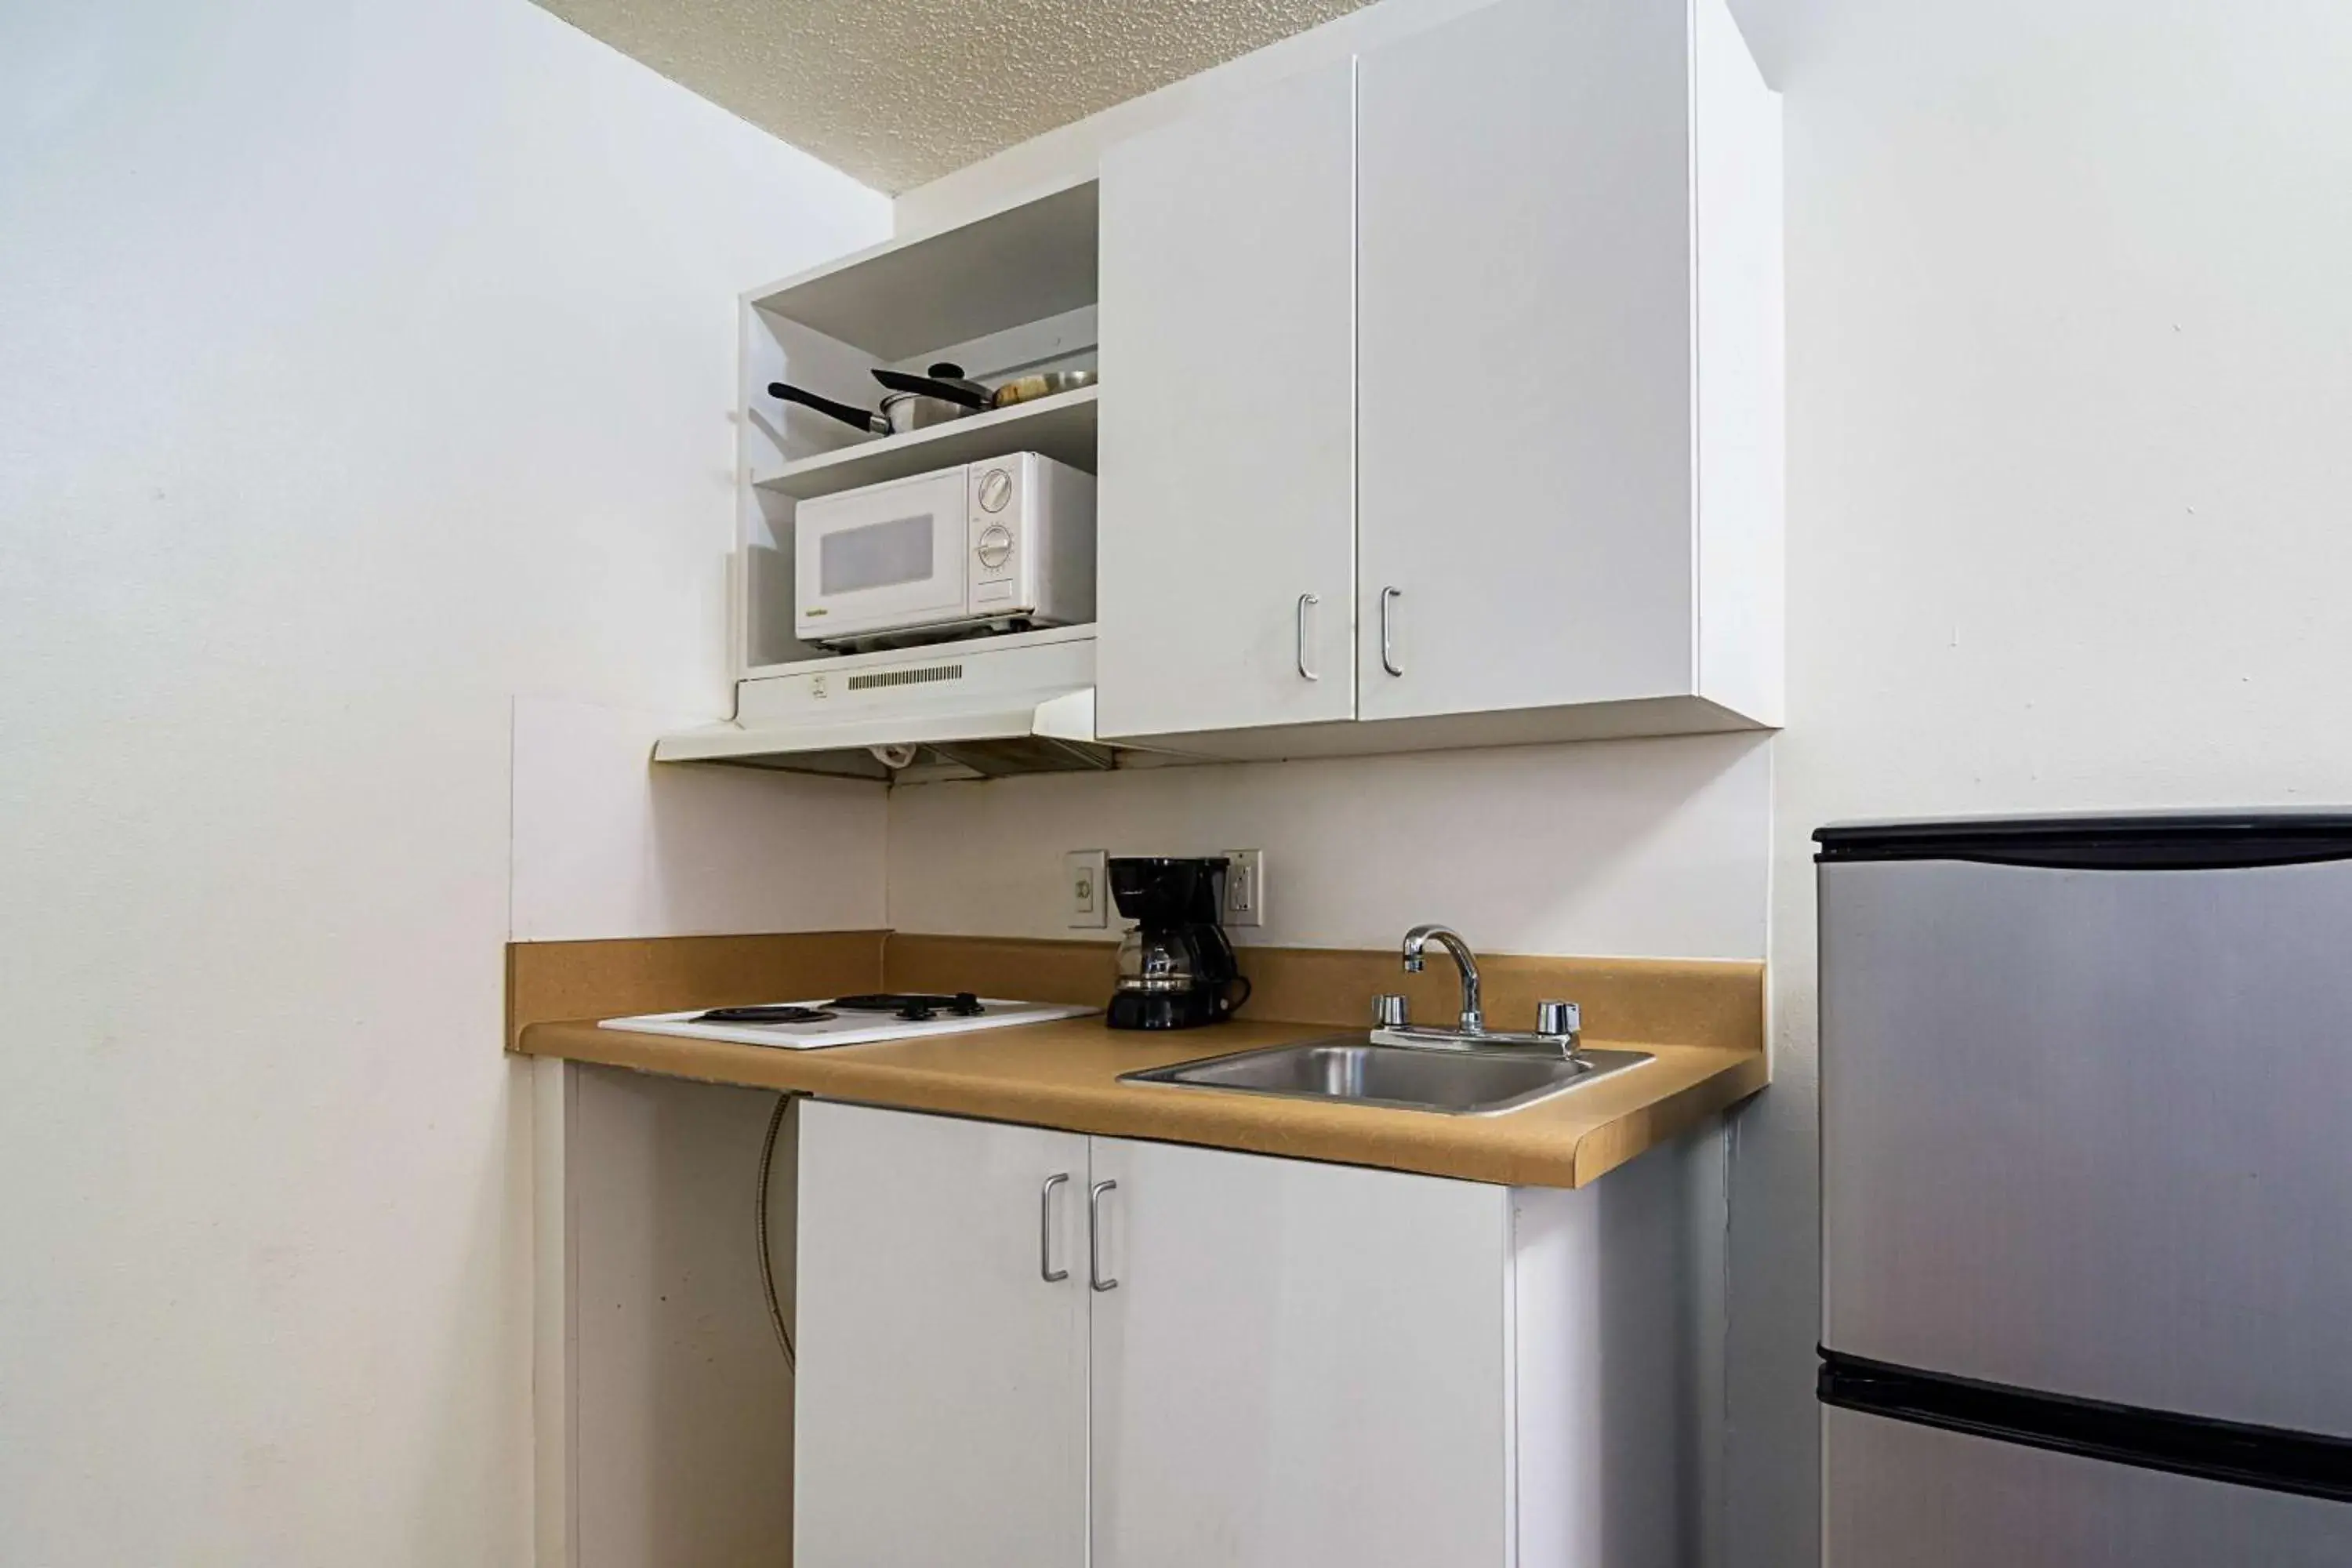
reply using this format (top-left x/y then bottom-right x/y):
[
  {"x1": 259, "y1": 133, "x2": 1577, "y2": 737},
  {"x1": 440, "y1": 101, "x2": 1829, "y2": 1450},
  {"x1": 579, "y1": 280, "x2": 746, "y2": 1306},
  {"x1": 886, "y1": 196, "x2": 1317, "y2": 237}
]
[
  {"x1": 1221, "y1": 848, "x2": 1265, "y2": 928},
  {"x1": 1065, "y1": 849, "x2": 1108, "y2": 929}
]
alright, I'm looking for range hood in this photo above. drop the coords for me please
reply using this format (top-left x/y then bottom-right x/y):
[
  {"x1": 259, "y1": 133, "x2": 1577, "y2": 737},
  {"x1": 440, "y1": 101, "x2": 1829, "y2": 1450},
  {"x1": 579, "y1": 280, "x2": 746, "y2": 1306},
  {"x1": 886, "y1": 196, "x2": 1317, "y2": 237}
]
[{"x1": 654, "y1": 626, "x2": 1117, "y2": 782}]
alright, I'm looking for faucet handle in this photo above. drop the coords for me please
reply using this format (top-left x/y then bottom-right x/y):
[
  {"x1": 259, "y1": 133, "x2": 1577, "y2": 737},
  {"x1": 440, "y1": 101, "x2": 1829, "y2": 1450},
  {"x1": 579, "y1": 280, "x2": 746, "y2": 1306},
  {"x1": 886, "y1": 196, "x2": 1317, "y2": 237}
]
[
  {"x1": 1536, "y1": 1000, "x2": 1581, "y2": 1039},
  {"x1": 1373, "y1": 993, "x2": 1410, "y2": 1029}
]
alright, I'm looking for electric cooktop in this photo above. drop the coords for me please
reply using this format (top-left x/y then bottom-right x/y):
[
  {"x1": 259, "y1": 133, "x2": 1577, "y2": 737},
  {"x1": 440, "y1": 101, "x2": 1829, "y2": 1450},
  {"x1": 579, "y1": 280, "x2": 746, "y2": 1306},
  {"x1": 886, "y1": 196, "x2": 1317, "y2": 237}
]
[{"x1": 599, "y1": 993, "x2": 1097, "y2": 1050}]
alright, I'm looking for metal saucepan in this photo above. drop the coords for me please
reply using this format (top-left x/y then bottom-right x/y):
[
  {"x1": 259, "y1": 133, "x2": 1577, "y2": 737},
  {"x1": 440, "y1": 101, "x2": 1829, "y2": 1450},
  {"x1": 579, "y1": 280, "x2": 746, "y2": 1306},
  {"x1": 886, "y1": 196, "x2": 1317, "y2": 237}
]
[
  {"x1": 873, "y1": 362, "x2": 993, "y2": 409},
  {"x1": 769, "y1": 381, "x2": 958, "y2": 437},
  {"x1": 768, "y1": 361, "x2": 991, "y2": 438}
]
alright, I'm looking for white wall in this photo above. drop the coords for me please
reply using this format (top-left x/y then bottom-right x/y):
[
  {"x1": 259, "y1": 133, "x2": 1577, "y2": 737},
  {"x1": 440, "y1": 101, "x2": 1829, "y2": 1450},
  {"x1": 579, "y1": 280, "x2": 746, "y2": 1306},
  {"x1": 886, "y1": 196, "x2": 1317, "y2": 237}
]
[
  {"x1": 888, "y1": 737, "x2": 1773, "y2": 960},
  {"x1": 510, "y1": 697, "x2": 883, "y2": 942},
  {"x1": 0, "y1": 0, "x2": 886, "y2": 1560},
  {"x1": 1721, "y1": 2, "x2": 2352, "y2": 1564}
]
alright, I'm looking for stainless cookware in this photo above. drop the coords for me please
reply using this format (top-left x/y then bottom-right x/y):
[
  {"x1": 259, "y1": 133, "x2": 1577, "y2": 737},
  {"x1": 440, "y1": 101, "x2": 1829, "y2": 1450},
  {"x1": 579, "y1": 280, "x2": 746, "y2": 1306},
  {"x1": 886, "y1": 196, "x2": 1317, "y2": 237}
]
[
  {"x1": 768, "y1": 379, "x2": 963, "y2": 437},
  {"x1": 768, "y1": 361, "x2": 995, "y2": 438},
  {"x1": 873, "y1": 362, "x2": 992, "y2": 409},
  {"x1": 990, "y1": 368, "x2": 1096, "y2": 408}
]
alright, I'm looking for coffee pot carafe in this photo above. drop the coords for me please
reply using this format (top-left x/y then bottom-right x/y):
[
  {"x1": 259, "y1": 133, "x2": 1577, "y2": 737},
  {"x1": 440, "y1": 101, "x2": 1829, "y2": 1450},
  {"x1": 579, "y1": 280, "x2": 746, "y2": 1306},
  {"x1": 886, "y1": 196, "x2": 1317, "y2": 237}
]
[{"x1": 1105, "y1": 856, "x2": 1250, "y2": 1030}]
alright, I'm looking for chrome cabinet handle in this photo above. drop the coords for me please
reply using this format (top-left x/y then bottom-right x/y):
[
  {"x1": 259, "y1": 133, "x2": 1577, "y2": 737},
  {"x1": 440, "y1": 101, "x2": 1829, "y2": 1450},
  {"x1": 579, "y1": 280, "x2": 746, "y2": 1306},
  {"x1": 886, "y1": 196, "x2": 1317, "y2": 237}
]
[
  {"x1": 1040, "y1": 1172, "x2": 1070, "y2": 1283},
  {"x1": 1379, "y1": 586, "x2": 1403, "y2": 677},
  {"x1": 1087, "y1": 1179, "x2": 1118, "y2": 1291},
  {"x1": 1295, "y1": 593, "x2": 1321, "y2": 681}
]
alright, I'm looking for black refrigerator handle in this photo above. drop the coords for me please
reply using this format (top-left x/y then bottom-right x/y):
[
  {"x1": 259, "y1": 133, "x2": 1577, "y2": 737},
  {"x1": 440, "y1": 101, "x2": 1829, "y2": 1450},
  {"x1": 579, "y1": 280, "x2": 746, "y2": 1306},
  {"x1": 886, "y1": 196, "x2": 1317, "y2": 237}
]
[{"x1": 1819, "y1": 1349, "x2": 2352, "y2": 1504}]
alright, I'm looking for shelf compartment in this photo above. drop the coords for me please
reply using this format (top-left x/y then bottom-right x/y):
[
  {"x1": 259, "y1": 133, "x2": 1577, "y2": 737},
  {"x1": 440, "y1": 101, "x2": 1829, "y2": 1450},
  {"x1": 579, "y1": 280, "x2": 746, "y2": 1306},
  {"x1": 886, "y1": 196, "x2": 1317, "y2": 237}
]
[
  {"x1": 749, "y1": 182, "x2": 1098, "y2": 361},
  {"x1": 751, "y1": 387, "x2": 1098, "y2": 500}
]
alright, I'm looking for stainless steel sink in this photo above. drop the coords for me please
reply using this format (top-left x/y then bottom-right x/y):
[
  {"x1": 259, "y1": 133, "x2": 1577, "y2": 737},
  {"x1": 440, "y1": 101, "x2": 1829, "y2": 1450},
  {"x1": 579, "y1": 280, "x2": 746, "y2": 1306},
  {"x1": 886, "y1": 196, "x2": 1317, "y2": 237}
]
[{"x1": 1121, "y1": 1035, "x2": 1653, "y2": 1116}]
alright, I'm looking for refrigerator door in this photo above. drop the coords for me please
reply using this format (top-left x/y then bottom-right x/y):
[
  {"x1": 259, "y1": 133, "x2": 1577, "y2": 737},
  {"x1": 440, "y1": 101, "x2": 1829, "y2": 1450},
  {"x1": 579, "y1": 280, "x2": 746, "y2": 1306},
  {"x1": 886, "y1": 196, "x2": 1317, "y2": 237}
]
[
  {"x1": 1826, "y1": 1406, "x2": 2352, "y2": 1568},
  {"x1": 1820, "y1": 829, "x2": 2352, "y2": 1439}
]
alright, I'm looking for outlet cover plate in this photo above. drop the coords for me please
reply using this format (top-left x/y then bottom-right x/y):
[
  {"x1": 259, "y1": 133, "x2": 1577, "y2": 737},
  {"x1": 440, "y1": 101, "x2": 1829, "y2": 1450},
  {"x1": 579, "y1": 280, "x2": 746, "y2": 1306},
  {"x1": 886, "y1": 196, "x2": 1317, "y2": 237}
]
[
  {"x1": 1065, "y1": 849, "x2": 1108, "y2": 929},
  {"x1": 1221, "y1": 848, "x2": 1265, "y2": 928}
]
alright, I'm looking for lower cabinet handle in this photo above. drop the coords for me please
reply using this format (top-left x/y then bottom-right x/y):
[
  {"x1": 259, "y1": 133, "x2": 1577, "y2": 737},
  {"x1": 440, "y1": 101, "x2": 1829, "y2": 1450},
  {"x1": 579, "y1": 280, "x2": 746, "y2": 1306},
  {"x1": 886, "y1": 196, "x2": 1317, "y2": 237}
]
[
  {"x1": 1040, "y1": 1172, "x2": 1070, "y2": 1283},
  {"x1": 1295, "y1": 593, "x2": 1321, "y2": 681},
  {"x1": 1379, "y1": 586, "x2": 1404, "y2": 677},
  {"x1": 1088, "y1": 1179, "x2": 1118, "y2": 1292}
]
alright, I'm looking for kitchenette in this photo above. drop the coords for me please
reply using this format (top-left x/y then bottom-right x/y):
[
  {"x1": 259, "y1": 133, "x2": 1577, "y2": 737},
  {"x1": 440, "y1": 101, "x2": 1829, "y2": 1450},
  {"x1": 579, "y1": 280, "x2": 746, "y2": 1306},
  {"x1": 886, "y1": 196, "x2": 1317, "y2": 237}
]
[
  {"x1": 510, "y1": 0, "x2": 1781, "y2": 1560},
  {"x1": 24, "y1": 0, "x2": 2352, "y2": 1556}
]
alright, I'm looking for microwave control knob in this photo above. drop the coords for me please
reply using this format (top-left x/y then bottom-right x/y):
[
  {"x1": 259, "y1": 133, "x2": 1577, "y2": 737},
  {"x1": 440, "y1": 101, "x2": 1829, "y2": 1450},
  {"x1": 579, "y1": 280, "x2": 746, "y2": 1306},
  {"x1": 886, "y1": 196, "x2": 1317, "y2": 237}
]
[
  {"x1": 977, "y1": 467, "x2": 1014, "y2": 513},
  {"x1": 975, "y1": 524, "x2": 1014, "y2": 568}
]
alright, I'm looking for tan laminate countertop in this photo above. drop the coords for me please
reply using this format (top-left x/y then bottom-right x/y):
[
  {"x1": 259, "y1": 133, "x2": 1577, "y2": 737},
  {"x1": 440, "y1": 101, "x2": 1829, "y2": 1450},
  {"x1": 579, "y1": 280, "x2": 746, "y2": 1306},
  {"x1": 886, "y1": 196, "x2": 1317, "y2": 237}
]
[{"x1": 517, "y1": 1013, "x2": 1766, "y2": 1189}]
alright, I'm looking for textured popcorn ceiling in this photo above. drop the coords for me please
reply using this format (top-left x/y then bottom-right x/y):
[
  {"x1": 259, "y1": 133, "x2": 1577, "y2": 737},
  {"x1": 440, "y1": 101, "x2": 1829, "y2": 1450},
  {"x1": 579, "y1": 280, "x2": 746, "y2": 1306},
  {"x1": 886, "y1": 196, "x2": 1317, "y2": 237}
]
[{"x1": 534, "y1": 0, "x2": 1378, "y2": 193}]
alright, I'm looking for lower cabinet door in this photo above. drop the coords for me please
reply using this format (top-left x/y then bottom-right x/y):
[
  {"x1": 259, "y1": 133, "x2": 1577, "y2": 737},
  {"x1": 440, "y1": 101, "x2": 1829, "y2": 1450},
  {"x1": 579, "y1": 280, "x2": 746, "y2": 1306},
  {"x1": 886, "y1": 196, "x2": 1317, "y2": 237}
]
[
  {"x1": 795, "y1": 1102, "x2": 1090, "y2": 1568},
  {"x1": 1087, "y1": 1136, "x2": 1516, "y2": 1568}
]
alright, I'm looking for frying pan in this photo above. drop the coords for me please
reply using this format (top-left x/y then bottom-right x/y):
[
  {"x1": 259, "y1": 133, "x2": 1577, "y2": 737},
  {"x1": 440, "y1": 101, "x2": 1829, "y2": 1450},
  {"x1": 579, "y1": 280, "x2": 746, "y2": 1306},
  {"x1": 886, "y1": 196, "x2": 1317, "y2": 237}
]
[{"x1": 768, "y1": 362, "x2": 990, "y2": 437}]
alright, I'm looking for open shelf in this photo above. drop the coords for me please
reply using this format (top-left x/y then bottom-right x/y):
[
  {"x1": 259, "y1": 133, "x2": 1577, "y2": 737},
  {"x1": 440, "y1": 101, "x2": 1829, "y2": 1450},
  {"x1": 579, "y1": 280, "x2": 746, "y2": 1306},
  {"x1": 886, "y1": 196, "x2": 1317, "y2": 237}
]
[
  {"x1": 751, "y1": 386, "x2": 1098, "y2": 501},
  {"x1": 748, "y1": 181, "x2": 1098, "y2": 361}
]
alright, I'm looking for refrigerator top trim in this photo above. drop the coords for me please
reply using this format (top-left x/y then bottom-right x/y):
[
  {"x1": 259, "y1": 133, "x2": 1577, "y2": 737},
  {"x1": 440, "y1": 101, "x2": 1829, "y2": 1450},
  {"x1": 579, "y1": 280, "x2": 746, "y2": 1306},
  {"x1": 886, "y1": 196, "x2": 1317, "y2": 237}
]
[{"x1": 1814, "y1": 811, "x2": 2352, "y2": 870}]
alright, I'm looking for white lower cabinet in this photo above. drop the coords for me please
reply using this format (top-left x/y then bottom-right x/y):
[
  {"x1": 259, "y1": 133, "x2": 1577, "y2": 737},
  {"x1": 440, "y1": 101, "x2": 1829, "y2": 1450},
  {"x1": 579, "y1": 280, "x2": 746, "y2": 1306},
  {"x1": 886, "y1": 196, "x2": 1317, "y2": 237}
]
[
  {"x1": 794, "y1": 1102, "x2": 1091, "y2": 1568},
  {"x1": 797, "y1": 1101, "x2": 1707, "y2": 1568},
  {"x1": 1088, "y1": 1136, "x2": 1515, "y2": 1567}
]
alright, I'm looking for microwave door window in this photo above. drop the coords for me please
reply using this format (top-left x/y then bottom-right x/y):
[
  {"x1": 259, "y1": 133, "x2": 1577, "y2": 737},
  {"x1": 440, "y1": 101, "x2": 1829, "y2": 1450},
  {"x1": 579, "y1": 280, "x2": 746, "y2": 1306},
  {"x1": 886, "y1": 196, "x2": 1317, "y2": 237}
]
[
  {"x1": 820, "y1": 514, "x2": 935, "y2": 594},
  {"x1": 797, "y1": 466, "x2": 970, "y2": 642}
]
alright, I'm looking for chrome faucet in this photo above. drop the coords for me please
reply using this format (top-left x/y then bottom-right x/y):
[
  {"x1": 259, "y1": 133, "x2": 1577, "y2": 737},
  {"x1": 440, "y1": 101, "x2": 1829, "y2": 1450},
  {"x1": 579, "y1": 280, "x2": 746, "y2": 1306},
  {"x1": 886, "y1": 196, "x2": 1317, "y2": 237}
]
[
  {"x1": 1376, "y1": 924, "x2": 1584, "y2": 1060},
  {"x1": 1402, "y1": 923, "x2": 1483, "y2": 1033}
]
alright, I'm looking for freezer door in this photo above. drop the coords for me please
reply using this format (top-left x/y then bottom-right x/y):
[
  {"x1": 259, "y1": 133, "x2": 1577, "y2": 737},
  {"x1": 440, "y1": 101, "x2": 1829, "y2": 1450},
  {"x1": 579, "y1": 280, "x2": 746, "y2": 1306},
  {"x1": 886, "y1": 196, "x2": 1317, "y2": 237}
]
[
  {"x1": 1820, "y1": 855, "x2": 2352, "y2": 1437},
  {"x1": 1826, "y1": 1406, "x2": 2352, "y2": 1568}
]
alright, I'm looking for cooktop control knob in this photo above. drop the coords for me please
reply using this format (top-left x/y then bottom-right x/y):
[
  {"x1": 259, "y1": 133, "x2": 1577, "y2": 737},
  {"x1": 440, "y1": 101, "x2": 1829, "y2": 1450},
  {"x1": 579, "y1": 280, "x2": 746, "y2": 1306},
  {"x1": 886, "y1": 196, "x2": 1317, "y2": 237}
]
[
  {"x1": 975, "y1": 523, "x2": 1014, "y2": 569},
  {"x1": 977, "y1": 466, "x2": 1014, "y2": 513}
]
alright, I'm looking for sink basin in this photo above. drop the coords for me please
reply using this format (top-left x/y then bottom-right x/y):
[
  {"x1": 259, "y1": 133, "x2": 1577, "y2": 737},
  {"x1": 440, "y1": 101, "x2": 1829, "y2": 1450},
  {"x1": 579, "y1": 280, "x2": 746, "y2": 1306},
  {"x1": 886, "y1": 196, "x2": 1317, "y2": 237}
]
[{"x1": 1121, "y1": 1036, "x2": 1653, "y2": 1116}]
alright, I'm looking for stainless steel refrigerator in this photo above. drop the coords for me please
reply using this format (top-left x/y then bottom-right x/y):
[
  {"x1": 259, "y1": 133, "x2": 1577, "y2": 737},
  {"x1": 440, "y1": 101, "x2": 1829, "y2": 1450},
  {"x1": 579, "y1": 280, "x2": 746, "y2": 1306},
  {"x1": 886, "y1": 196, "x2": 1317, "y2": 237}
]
[{"x1": 1817, "y1": 813, "x2": 2352, "y2": 1566}]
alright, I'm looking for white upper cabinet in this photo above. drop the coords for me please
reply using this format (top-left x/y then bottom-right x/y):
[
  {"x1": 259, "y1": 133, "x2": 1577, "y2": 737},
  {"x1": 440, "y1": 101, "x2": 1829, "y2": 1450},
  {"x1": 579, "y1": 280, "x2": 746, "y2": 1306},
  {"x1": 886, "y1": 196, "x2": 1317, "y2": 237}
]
[
  {"x1": 1357, "y1": 0, "x2": 1700, "y2": 720},
  {"x1": 1096, "y1": 60, "x2": 1359, "y2": 739},
  {"x1": 1095, "y1": 0, "x2": 1782, "y2": 757}
]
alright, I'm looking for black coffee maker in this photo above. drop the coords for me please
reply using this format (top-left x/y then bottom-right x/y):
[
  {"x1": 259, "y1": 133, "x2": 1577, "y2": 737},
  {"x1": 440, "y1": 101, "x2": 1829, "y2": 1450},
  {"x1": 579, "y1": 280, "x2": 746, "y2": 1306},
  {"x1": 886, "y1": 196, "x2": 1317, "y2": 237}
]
[{"x1": 1105, "y1": 856, "x2": 1251, "y2": 1029}]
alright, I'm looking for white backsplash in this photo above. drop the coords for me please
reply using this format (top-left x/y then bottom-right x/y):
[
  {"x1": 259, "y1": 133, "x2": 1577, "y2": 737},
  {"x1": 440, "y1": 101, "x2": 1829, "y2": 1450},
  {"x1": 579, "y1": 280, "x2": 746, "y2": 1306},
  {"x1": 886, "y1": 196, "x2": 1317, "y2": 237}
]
[{"x1": 886, "y1": 732, "x2": 1773, "y2": 960}]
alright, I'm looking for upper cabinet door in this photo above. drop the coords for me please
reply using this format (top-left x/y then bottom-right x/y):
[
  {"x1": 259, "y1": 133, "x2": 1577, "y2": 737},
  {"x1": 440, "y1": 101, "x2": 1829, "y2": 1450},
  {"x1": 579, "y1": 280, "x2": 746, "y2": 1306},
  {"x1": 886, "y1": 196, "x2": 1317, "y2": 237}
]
[
  {"x1": 1088, "y1": 1136, "x2": 1515, "y2": 1568},
  {"x1": 1356, "y1": 0, "x2": 1700, "y2": 720},
  {"x1": 1096, "y1": 60, "x2": 1358, "y2": 740},
  {"x1": 795, "y1": 1102, "x2": 1091, "y2": 1568}
]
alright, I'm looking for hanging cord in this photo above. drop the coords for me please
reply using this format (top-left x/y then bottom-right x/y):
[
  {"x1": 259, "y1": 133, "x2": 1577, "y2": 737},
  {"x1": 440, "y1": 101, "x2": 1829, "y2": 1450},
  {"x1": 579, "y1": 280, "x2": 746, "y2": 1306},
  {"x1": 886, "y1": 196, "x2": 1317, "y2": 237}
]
[{"x1": 757, "y1": 1092, "x2": 797, "y2": 1374}]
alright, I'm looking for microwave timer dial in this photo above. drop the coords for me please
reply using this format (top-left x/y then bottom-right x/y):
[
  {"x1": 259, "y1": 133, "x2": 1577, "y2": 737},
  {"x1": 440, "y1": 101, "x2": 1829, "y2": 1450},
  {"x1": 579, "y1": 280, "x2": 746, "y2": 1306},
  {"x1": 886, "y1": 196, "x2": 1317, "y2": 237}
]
[
  {"x1": 976, "y1": 466, "x2": 1014, "y2": 513},
  {"x1": 975, "y1": 523, "x2": 1015, "y2": 569}
]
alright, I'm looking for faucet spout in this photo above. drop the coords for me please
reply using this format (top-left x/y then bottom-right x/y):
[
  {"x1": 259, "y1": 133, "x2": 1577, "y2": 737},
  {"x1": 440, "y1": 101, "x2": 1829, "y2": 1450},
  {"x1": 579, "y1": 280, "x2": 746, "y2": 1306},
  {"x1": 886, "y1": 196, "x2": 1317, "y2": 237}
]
[{"x1": 1402, "y1": 924, "x2": 1483, "y2": 1033}]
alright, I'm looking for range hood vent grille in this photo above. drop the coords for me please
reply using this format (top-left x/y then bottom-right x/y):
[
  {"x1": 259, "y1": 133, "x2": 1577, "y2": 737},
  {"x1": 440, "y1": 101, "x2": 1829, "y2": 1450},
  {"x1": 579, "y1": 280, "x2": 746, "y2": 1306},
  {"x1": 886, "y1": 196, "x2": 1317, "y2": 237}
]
[{"x1": 848, "y1": 662, "x2": 964, "y2": 692}]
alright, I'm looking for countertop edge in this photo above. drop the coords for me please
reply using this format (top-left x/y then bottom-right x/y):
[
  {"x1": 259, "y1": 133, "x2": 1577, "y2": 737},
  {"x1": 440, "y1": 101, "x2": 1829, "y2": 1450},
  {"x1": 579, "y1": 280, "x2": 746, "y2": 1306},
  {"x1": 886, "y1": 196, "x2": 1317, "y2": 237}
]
[{"x1": 514, "y1": 1018, "x2": 1768, "y2": 1189}]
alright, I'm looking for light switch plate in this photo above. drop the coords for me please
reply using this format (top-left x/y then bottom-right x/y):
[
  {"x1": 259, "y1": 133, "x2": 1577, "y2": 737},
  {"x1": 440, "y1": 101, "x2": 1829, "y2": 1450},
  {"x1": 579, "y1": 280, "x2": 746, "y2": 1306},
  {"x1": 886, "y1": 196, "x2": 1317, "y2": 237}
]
[
  {"x1": 1065, "y1": 849, "x2": 1108, "y2": 929},
  {"x1": 1220, "y1": 848, "x2": 1265, "y2": 928}
]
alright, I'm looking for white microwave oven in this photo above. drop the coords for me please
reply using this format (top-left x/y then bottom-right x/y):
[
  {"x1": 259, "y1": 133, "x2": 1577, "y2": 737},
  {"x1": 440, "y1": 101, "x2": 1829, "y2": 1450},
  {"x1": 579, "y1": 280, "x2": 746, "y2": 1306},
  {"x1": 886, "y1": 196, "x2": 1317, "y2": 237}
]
[{"x1": 793, "y1": 452, "x2": 1097, "y2": 649}]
